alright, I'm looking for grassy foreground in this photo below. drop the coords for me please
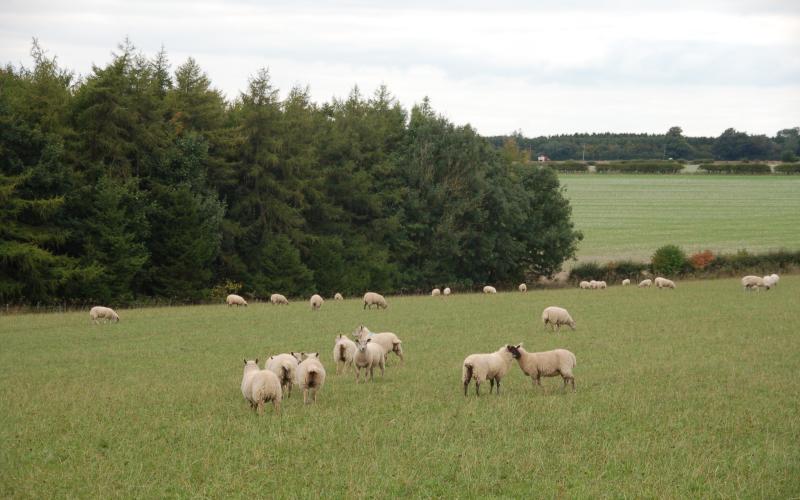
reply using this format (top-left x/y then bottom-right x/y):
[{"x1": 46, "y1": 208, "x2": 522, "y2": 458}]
[
  {"x1": 560, "y1": 174, "x2": 800, "y2": 262},
  {"x1": 1, "y1": 277, "x2": 799, "y2": 497}
]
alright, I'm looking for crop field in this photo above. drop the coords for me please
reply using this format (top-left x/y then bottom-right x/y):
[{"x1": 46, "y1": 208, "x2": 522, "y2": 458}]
[
  {"x1": 560, "y1": 175, "x2": 800, "y2": 263},
  {"x1": 1, "y1": 277, "x2": 798, "y2": 498}
]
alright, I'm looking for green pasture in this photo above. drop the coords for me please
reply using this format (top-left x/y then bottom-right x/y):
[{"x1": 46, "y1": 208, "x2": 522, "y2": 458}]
[
  {"x1": 560, "y1": 174, "x2": 800, "y2": 263},
  {"x1": 1, "y1": 277, "x2": 798, "y2": 497}
]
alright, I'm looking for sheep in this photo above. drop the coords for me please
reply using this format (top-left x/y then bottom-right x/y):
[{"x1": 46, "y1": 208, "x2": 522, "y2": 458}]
[
  {"x1": 443, "y1": 287, "x2": 451, "y2": 296},
  {"x1": 226, "y1": 294, "x2": 247, "y2": 307},
  {"x1": 622, "y1": 279, "x2": 631, "y2": 286},
  {"x1": 596, "y1": 281, "x2": 607, "y2": 289},
  {"x1": 518, "y1": 283, "x2": 527, "y2": 292},
  {"x1": 353, "y1": 325, "x2": 404, "y2": 364},
  {"x1": 89, "y1": 306, "x2": 120, "y2": 324},
  {"x1": 638, "y1": 279, "x2": 653, "y2": 288},
  {"x1": 265, "y1": 354, "x2": 299, "y2": 398},
  {"x1": 270, "y1": 293, "x2": 289, "y2": 305},
  {"x1": 353, "y1": 336, "x2": 385, "y2": 383},
  {"x1": 461, "y1": 345, "x2": 515, "y2": 396},
  {"x1": 295, "y1": 353, "x2": 326, "y2": 404},
  {"x1": 506, "y1": 344, "x2": 576, "y2": 392},
  {"x1": 541, "y1": 306, "x2": 576, "y2": 332},
  {"x1": 579, "y1": 281, "x2": 591, "y2": 289},
  {"x1": 363, "y1": 292, "x2": 388, "y2": 310},
  {"x1": 741, "y1": 275, "x2": 770, "y2": 291},
  {"x1": 483, "y1": 286, "x2": 497, "y2": 294},
  {"x1": 310, "y1": 294, "x2": 324, "y2": 311},
  {"x1": 334, "y1": 293, "x2": 344, "y2": 301},
  {"x1": 431, "y1": 288, "x2": 441, "y2": 296},
  {"x1": 655, "y1": 277, "x2": 676, "y2": 289},
  {"x1": 763, "y1": 274, "x2": 779, "y2": 288},
  {"x1": 332, "y1": 334, "x2": 357, "y2": 375},
  {"x1": 241, "y1": 359, "x2": 282, "y2": 415}
]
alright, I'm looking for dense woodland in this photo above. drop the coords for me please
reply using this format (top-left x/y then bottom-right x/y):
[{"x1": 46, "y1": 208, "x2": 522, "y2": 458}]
[{"x1": 0, "y1": 42, "x2": 583, "y2": 305}]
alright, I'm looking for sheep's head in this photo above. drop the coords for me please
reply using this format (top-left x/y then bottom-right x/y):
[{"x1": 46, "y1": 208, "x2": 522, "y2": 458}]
[
  {"x1": 305, "y1": 352, "x2": 320, "y2": 359},
  {"x1": 506, "y1": 344, "x2": 523, "y2": 359},
  {"x1": 353, "y1": 325, "x2": 369, "y2": 339},
  {"x1": 569, "y1": 319, "x2": 577, "y2": 329},
  {"x1": 291, "y1": 352, "x2": 303, "y2": 363},
  {"x1": 243, "y1": 359, "x2": 259, "y2": 368},
  {"x1": 356, "y1": 338, "x2": 372, "y2": 352}
]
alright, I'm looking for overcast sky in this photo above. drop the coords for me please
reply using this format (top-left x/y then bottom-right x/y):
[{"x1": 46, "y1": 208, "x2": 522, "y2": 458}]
[{"x1": 2, "y1": 0, "x2": 799, "y2": 137}]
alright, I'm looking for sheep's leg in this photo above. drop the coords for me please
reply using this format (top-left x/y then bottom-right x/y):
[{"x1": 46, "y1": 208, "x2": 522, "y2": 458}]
[
  {"x1": 570, "y1": 377, "x2": 576, "y2": 392},
  {"x1": 257, "y1": 401, "x2": 264, "y2": 415},
  {"x1": 464, "y1": 380, "x2": 470, "y2": 396},
  {"x1": 312, "y1": 389, "x2": 317, "y2": 403},
  {"x1": 489, "y1": 378, "x2": 495, "y2": 394},
  {"x1": 475, "y1": 381, "x2": 481, "y2": 396},
  {"x1": 369, "y1": 366, "x2": 374, "y2": 381},
  {"x1": 273, "y1": 400, "x2": 281, "y2": 415},
  {"x1": 495, "y1": 378, "x2": 501, "y2": 395},
  {"x1": 303, "y1": 388, "x2": 309, "y2": 404},
  {"x1": 380, "y1": 361, "x2": 385, "y2": 377}
]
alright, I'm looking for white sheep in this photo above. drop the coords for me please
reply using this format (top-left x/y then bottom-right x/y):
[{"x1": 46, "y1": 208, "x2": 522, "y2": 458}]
[
  {"x1": 270, "y1": 293, "x2": 289, "y2": 305},
  {"x1": 226, "y1": 294, "x2": 248, "y2": 307},
  {"x1": 241, "y1": 359, "x2": 282, "y2": 415},
  {"x1": 763, "y1": 274, "x2": 779, "y2": 288},
  {"x1": 483, "y1": 286, "x2": 497, "y2": 294},
  {"x1": 265, "y1": 354, "x2": 299, "y2": 398},
  {"x1": 461, "y1": 345, "x2": 515, "y2": 396},
  {"x1": 518, "y1": 283, "x2": 527, "y2": 292},
  {"x1": 363, "y1": 292, "x2": 388, "y2": 309},
  {"x1": 622, "y1": 279, "x2": 631, "y2": 286},
  {"x1": 443, "y1": 287, "x2": 451, "y2": 296},
  {"x1": 334, "y1": 293, "x2": 344, "y2": 301},
  {"x1": 507, "y1": 343, "x2": 576, "y2": 391},
  {"x1": 741, "y1": 275, "x2": 770, "y2": 291},
  {"x1": 353, "y1": 336, "x2": 385, "y2": 382},
  {"x1": 638, "y1": 279, "x2": 653, "y2": 288},
  {"x1": 597, "y1": 281, "x2": 607, "y2": 289},
  {"x1": 310, "y1": 294, "x2": 324, "y2": 311},
  {"x1": 332, "y1": 334, "x2": 357, "y2": 375},
  {"x1": 541, "y1": 306, "x2": 576, "y2": 332},
  {"x1": 89, "y1": 306, "x2": 120, "y2": 324},
  {"x1": 655, "y1": 277, "x2": 676, "y2": 289},
  {"x1": 579, "y1": 281, "x2": 591, "y2": 289},
  {"x1": 353, "y1": 325, "x2": 404, "y2": 364},
  {"x1": 431, "y1": 288, "x2": 441, "y2": 296},
  {"x1": 295, "y1": 353, "x2": 326, "y2": 404}
]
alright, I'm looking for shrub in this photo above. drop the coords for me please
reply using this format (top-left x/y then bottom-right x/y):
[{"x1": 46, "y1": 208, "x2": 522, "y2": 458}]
[
  {"x1": 781, "y1": 150, "x2": 798, "y2": 163},
  {"x1": 697, "y1": 163, "x2": 771, "y2": 174},
  {"x1": 569, "y1": 261, "x2": 604, "y2": 281},
  {"x1": 651, "y1": 245, "x2": 687, "y2": 276},
  {"x1": 552, "y1": 161, "x2": 588, "y2": 173},
  {"x1": 211, "y1": 280, "x2": 243, "y2": 300},
  {"x1": 595, "y1": 161, "x2": 684, "y2": 174},
  {"x1": 774, "y1": 163, "x2": 800, "y2": 174},
  {"x1": 689, "y1": 250, "x2": 715, "y2": 270}
]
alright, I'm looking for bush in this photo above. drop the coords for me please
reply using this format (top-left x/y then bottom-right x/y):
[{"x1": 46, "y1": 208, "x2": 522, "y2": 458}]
[
  {"x1": 211, "y1": 280, "x2": 243, "y2": 300},
  {"x1": 552, "y1": 161, "x2": 588, "y2": 173},
  {"x1": 595, "y1": 161, "x2": 684, "y2": 174},
  {"x1": 774, "y1": 163, "x2": 800, "y2": 174},
  {"x1": 781, "y1": 150, "x2": 798, "y2": 163},
  {"x1": 569, "y1": 261, "x2": 603, "y2": 282},
  {"x1": 569, "y1": 259, "x2": 649, "y2": 283},
  {"x1": 689, "y1": 250, "x2": 715, "y2": 270},
  {"x1": 697, "y1": 163, "x2": 771, "y2": 174},
  {"x1": 652, "y1": 245, "x2": 687, "y2": 276}
]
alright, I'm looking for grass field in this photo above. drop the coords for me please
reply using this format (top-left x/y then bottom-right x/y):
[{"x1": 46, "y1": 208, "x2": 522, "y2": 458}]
[
  {"x1": 560, "y1": 175, "x2": 800, "y2": 263},
  {"x1": 2, "y1": 277, "x2": 798, "y2": 497}
]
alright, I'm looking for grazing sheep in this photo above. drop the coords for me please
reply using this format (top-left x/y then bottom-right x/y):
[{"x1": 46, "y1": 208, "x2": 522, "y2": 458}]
[
  {"x1": 655, "y1": 277, "x2": 676, "y2": 289},
  {"x1": 89, "y1": 306, "x2": 120, "y2": 324},
  {"x1": 588, "y1": 280, "x2": 598, "y2": 289},
  {"x1": 597, "y1": 281, "x2": 607, "y2": 289},
  {"x1": 310, "y1": 294, "x2": 324, "y2": 311},
  {"x1": 295, "y1": 353, "x2": 326, "y2": 404},
  {"x1": 265, "y1": 354, "x2": 299, "y2": 398},
  {"x1": 353, "y1": 336, "x2": 385, "y2": 383},
  {"x1": 443, "y1": 287, "x2": 451, "y2": 296},
  {"x1": 363, "y1": 292, "x2": 388, "y2": 310},
  {"x1": 462, "y1": 345, "x2": 515, "y2": 396},
  {"x1": 622, "y1": 279, "x2": 631, "y2": 286},
  {"x1": 638, "y1": 279, "x2": 653, "y2": 288},
  {"x1": 742, "y1": 275, "x2": 770, "y2": 291},
  {"x1": 332, "y1": 334, "x2": 357, "y2": 375},
  {"x1": 506, "y1": 344, "x2": 576, "y2": 392},
  {"x1": 431, "y1": 288, "x2": 441, "y2": 296},
  {"x1": 518, "y1": 283, "x2": 527, "y2": 292},
  {"x1": 241, "y1": 359, "x2": 282, "y2": 415},
  {"x1": 541, "y1": 306, "x2": 576, "y2": 332},
  {"x1": 334, "y1": 293, "x2": 344, "y2": 301},
  {"x1": 483, "y1": 286, "x2": 497, "y2": 294},
  {"x1": 226, "y1": 294, "x2": 248, "y2": 307},
  {"x1": 579, "y1": 281, "x2": 591, "y2": 289},
  {"x1": 763, "y1": 274, "x2": 779, "y2": 288},
  {"x1": 270, "y1": 293, "x2": 289, "y2": 305},
  {"x1": 353, "y1": 325, "x2": 404, "y2": 364}
]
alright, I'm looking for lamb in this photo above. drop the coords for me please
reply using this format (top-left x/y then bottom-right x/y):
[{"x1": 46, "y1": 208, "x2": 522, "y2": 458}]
[
  {"x1": 265, "y1": 354, "x2": 299, "y2": 398},
  {"x1": 655, "y1": 277, "x2": 676, "y2": 289},
  {"x1": 431, "y1": 288, "x2": 441, "y2": 296},
  {"x1": 363, "y1": 292, "x2": 388, "y2": 309},
  {"x1": 741, "y1": 275, "x2": 770, "y2": 291},
  {"x1": 506, "y1": 344, "x2": 576, "y2": 392},
  {"x1": 353, "y1": 336, "x2": 385, "y2": 382},
  {"x1": 241, "y1": 359, "x2": 282, "y2": 415},
  {"x1": 541, "y1": 306, "x2": 576, "y2": 332},
  {"x1": 332, "y1": 334, "x2": 357, "y2": 375},
  {"x1": 518, "y1": 283, "x2": 527, "y2": 292},
  {"x1": 483, "y1": 286, "x2": 497, "y2": 294},
  {"x1": 226, "y1": 294, "x2": 247, "y2": 307},
  {"x1": 89, "y1": 306, "x2": 120, "y2": 324},
  {"x1": 579, "y1": 281, "x2": 591, "y2": 289},
  {"x1": 334, "y1": 293, "x2": 344, "y2": 301},
  {"x1": 270, "y1": 293, "x2": 289, "y2": 305},
  {"x1": 461, "y1": 345, "x2": 515, "y2": 396},
  {"x1": 638, "y1": 279, "x2": 653, "y2": 288},
  {"x1": 353, "y1": 325, "x2": 404, "y2": 364},
  {"x1": 443, "y1": 287, "x2": 451, "y2": 296},
  {"x1": 295, "y1": 353, "x2": 326, "y2": 404},
  {"x1": 310, "y1": 294, "x2": 324, "y2": 311},
  {"x1": 622, "y1": 279, "x2": 631, "y2": 286}
]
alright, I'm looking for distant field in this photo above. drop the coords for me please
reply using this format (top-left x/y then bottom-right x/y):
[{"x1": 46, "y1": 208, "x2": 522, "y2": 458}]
[
  {"x1": 560, "y1": 174, "x2": 800, "y2": 263},
  {"x1": 2, "y1": 278, "x2": 798, "y2": 497}
]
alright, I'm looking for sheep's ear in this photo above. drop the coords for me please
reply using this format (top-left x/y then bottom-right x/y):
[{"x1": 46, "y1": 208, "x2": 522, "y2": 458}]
[
  {"x1": 255, "y1": 358, "x2": 259, "y2": 364},
  {"x1": 366, "y1": 338, "x2": 372, "y2": 343},
  {"x1": 313, "y1": 353, "x2": 319, "y2": 358},
  {"x1": 243, "y1": 359, "x2": 247, "y2": 365},
  {"x1": 517, "y1": 343, "x2": 523, "y2": 348}
]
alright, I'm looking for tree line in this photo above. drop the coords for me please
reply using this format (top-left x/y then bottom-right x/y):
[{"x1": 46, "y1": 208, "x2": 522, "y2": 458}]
[{"x1": 1, "y1": 41, "x2": 582, "y2": 305}]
